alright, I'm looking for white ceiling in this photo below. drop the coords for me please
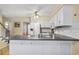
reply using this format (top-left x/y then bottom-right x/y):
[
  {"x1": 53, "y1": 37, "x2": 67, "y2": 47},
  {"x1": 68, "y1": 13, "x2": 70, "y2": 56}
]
[{"x1": 0, "y1": 4, "x2": 60, "y2": 17}]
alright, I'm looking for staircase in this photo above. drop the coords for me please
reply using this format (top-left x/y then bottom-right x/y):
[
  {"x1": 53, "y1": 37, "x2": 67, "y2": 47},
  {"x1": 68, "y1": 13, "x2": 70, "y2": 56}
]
[{"x1": 0, "y1": 22, "x2": 9, "y2": 44}]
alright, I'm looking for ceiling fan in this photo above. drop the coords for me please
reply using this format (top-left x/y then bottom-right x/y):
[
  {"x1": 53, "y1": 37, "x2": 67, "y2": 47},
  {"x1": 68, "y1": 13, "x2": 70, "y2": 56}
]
[
  {"x1": 33, "y1": 10, "x2": 39, "y2": 19},
  {"x1": 25, "y1": 6, "x2": 45, "y2": 18}
]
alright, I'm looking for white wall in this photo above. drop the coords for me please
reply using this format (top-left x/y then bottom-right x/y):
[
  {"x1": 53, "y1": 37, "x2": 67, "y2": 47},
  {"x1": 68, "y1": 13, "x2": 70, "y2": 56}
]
[{"x1": 3, "y1": 16, "x2": 30, "y2": 36}]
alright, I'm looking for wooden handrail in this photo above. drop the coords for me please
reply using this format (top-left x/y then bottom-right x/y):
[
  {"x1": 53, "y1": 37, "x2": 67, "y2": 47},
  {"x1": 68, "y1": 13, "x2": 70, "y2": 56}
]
[{"x1": 0, "y1": 22, "x2": 8, "y2": 31}]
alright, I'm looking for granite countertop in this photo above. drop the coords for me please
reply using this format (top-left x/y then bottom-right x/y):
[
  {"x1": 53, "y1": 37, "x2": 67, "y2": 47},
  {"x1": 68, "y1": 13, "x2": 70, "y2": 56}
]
[{"x1": 10, "y1": 34, "x2": 79, "y2": 41}]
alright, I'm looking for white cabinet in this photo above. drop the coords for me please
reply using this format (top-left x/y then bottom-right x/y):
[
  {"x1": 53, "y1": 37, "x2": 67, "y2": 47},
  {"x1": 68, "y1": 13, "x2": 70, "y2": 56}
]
[
  {"x1": 56, "y1": 8, "x2": 63, "y2": 26},
  {"x1": 50, "y1": 8, "x2": 64, "y2": 27},
  {"x1": 63, "y1": 5, "x2": 72, "y2": 25},
  {"x1": 51, "y1": 5, "x2": 72, "y2": 27},
  {"x1": 10, "y1": 40, "x2": 72, "y2": 55}
]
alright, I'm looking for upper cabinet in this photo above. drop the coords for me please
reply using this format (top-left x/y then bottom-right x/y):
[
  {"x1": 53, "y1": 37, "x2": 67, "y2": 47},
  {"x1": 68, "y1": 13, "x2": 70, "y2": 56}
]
[
  {"x1": 51, "y1": 5, "x2": 72, "y2": 27},
  {"x1": 63, "y1": 5, "x2": 72, "y2": 25},
  {"x1": 57, "y1": 7, "x2": 63, "y2": 26}
]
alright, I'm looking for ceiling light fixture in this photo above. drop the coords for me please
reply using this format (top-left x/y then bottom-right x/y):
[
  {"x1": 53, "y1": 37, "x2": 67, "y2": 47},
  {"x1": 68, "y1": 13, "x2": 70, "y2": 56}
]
[{"x1": 34, "y1": 11, "x2": 39, "y2": 19}]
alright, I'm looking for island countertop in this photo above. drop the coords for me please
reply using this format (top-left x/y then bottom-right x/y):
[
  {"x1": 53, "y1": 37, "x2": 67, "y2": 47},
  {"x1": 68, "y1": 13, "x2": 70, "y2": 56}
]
[{"x1": 10, "y1": 34, "x2": 79, "y2": 41}]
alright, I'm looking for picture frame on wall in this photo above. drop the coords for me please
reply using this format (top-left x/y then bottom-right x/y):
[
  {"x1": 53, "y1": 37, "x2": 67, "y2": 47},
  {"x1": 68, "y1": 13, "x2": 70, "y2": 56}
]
[{"x1": 14, "y1": 22, "x2": 20, "y2": 27}]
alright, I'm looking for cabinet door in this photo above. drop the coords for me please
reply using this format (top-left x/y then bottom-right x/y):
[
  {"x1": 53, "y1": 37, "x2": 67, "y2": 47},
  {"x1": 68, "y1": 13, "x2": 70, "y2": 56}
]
[
  {"x1": 57, "y1": 8, "x2": 63, "y2": 26},
  {"x1": 63, "y1": 5, "x2": 72, "y2": 25},
  {"x1": 10, "y1": 40, "x2": 72, "y2": 55},
  {"x1": 56, "y1": 8, "x2": 63, "y2": 26},
  {"x1": 53, "y1": 15, "x2": 58, "y2": 26},
  {"x1": 53, "y1": 8, "x2": 63, "y2": 26}
]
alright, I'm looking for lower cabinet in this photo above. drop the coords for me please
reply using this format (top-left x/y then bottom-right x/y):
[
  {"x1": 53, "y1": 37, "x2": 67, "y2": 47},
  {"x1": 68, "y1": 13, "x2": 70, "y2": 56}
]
[{"x1": 10, "y1": 40, "x2": 73, "y2": 55}]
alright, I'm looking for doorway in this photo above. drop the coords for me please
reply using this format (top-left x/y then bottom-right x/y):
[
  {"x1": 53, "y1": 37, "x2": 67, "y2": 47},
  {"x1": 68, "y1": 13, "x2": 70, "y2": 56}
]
[{"x1": 23, "y1": 22, "x2": 29, "y2": 37}]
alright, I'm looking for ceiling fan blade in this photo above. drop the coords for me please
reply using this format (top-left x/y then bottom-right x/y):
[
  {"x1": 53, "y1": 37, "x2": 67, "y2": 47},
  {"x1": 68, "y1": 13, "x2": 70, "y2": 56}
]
[{"x1": 32, "y1": 5, "x2": 44, "y2": 12}]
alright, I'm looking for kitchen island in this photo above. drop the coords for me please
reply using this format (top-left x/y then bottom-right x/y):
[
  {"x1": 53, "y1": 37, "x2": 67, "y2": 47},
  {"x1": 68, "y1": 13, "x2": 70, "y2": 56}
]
[
  {"x1": 9, "y1": 33, "x2": 79, "y2": 55},
  {"x1": 10, "y1": 40, "x2": 74, "y2": 55},
  {"x1": 9, "y1": 34, "x2": 79, "y2": 55}
]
